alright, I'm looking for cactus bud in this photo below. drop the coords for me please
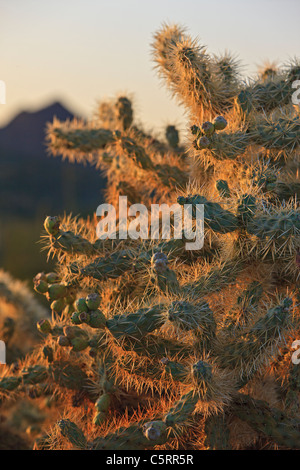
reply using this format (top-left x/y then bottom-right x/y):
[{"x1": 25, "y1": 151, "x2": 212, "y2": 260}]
[
  {"x1": 44, "y1": 216, "x2": 60, "y2": 236},
  {"x1": 63, "y1": 326, "x2": 77, "y2": 339},
  {"x1": 51, "y1": 298, "x2": 66, "y2": 314},
  {"x1": 153, "y1": 259, "x2": 168, "y2": 273},
  {"x1": 34, "y1": 272, "x2": 47, "y2": 283},
  {"x1": 33, "y1": 273, "x2": 48, "y2": 294},
  {"x1": 34, "y1": 280, "x2": 48, "y2": 294},
  {"x1": 75, "y1": 298, "x2": 88, "y2": 313},
  {"x1": 70, "y1": 336, "x2": 89, "y2": 352},
  {"x1": 46, "y1": 283, "x2": 67, "y2": 301},
  {"x1": 71, "y1": 312, "x2": 82, "y2": 325},
  {"x1": 151, "y1": 252, "x2": 168, "y2": 265},
  {"x1": 79, "y1": 312, "x2": 90, "y2": 323},
  {"x1": 62, "y1": 326, "x2": 90, "y2": 351},
  {"x1": 213, "y1": 116, "x2": 227, "y2": 131},
  {"x1": 202, "y1": 121, "x2": 215, "y2": 137},
  {"x1": 87, "y1": 310, "x2": 106, "y2": 329},
  {"x1": 37, "y1": 319, "x2": 52, "y2": 335},
  {"x1": 190, "y1": 125, "x2": 200, "y2": 135},
  {"x1": 142, "y1": 421, "x2": 167, "y2": 441},
  {"x1": 86, "y1": 293, "x2": 101, "y2": 311},
  {"x1": 46, "y1": 272, "x2": 60, "y2": 284},
  {"x1": 197, "y1": 135, "x2": 210, "y2": 149}
]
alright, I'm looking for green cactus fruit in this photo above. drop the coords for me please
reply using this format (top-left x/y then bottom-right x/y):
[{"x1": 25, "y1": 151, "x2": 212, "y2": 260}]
[
  {"x1": 86, "y1": 293, "x2": 101, "y2": 310},
  {"x1": 46, "y1": 272, "x2": 60, "y2": 284},
  {"x1": 75, "y1": 298, "x2": 88, "y2": 313},
  {"x1": 152, "y1": 265, "x2": 180, "y2": 295},
  {"x1": 142, "y1": 421, "x2": 167, "y2": 442},
  {"x1": 33, "y1": 272, "x2": 47, "y2": 283},
  {"x1": 51, "y1": 298, "x2": 66, "y2": 314},
  {"x1": 152, "y1": 259, "x2": 168, "y2": 273},
  {"x1": 37, "y1": 319, "x2": 52, "y2": 335},
  {"x1": 213, "y1": 116, "x2": 227, "y2": 131},
  {"x1": 62, "y1": 326, "x2": 90, "y2": 351},
  {"x1": 70, "y1": 336, "x2": 89, "y2": 352},
  {"x1": 33, "y1": 280, "x2": 48, "y2": 295},
  {"x1": 151, "y1": 252, "x2": 168, "y2": 266},
  {"x1": 44, "y1": 216, "x2": 60, "y2": 236},
  {"x1": 33, "y1": 273, "x2": 48, "y2": 294},
  {"x1": 47, "y1": 283, "x2": 67, "y2": 301},
  {"x1": 202, "y1": 121, "x2": 215, "y2": 137},
  {"x1": 197, "y1": 135, "x2": 210, "y2": 149},
  {"x1": 79, "y1": 312, "x2": 90, "y2": 323},
  {"x1": 190, "y1": 124, "x2": 200, "y2": 135},
  {"x1": 95, "y1": 393, "x2": 111, "y2": 412},
  {"x1": 87, "y1": 310, "x2": 106, "y2": 329},
  {"x1": 63, "y1": 326, "x2": 80, "y2": 339},
  {"x1": 71, "y1": 312, "x2": 82, "y2": 325}
]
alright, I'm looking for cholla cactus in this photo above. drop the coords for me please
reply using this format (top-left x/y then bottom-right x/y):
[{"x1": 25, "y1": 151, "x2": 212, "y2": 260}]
[{"x1": 2, "y1": 23, "x2": 300, "y2": 450}]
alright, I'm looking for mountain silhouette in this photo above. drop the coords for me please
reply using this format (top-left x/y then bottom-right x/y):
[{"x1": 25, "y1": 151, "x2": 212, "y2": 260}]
[{"x1": 0, "y1": 101, "x2": 106, "y2": 218}]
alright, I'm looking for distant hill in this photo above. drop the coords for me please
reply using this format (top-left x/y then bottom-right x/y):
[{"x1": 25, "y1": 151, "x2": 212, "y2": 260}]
[{"x1": 0, "y1": 101, "x2": 106, "y2": 218}]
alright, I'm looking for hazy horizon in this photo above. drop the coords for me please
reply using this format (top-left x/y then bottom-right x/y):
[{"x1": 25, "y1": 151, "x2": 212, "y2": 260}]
[{"x1": 1, "y1": 0, "x2": 299, "y2": 134}]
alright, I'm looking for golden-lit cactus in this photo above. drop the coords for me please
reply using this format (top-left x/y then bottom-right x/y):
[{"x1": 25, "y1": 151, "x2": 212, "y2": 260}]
[{"x1": 1, "y1": 23, "x2": 300, "y2": 450}]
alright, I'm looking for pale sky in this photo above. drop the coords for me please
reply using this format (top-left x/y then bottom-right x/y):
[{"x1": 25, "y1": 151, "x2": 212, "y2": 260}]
[{"x1": 0, "y1": 0, "x2": 299, "y2": 134}]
